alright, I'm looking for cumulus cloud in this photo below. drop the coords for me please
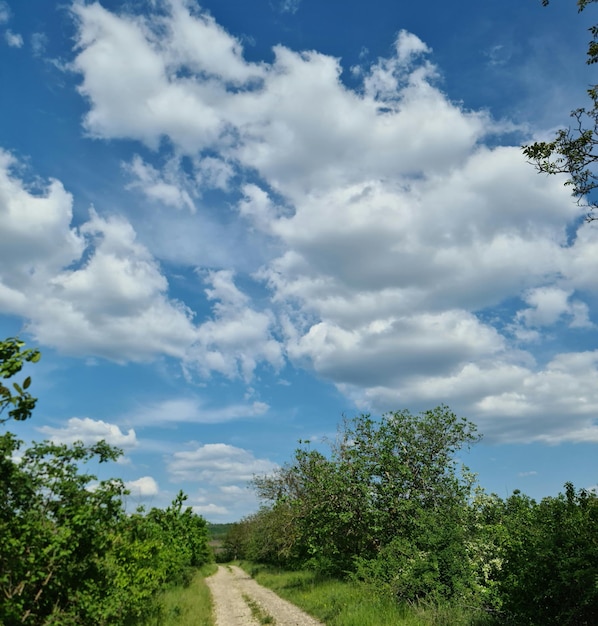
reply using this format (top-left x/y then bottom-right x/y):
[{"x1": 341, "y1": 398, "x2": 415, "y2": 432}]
[
  {"x1": 0, "y1": 151, "x2": 199, "y2": 361},
  {"x1": 362, "y1": 30, "x2": 432, "y2": 102},
  {"x1": 32, "y1": 210, "x2": 198, "y2": 360},
  {"x1": 168, "y1": 443, "x2": 277, "y2": 517},
  {"x1": 126, "y1": 475, "x2": 159, "y2": 496},
  {"x1": 185, "y1": 270, "x2": 283, "y2": 380},
  {"x1": 168, "y1": 442, "x2": 277, "y2": 483},
  {"x1": 71, "y1": 0, "x2": 265, "y2": 150},
  {"x1": 71, "y1": 3, "x2": 486, "y2": 193},
  {"x1": 0, "y1": 150, "x2": 286, "y2": 379},
  {"x1": 0, "y1": 150, "x2": 83, "y2": 290},
  {"x1": 192, "y1": 502, "x2": 228, "y2": 516},
  {"x1": 39, "y1": 417, "x2": 137, "y2": 447},
  {"x1": 59, "y1": 1, "x2": 598, "y2": 443},
  {"x1": 124, "y1": 154, "x2": 196, "y2": 211},
  {"x1": 516, "y1": 287, "x2": 593, "y2": 329}
]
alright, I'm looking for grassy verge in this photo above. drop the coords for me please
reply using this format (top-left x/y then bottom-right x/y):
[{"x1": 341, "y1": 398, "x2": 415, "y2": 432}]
[
  {"x1": 143, "y1": 563, "x2": 217, "y2": 626},
  {"x1": 236, "y1": 562, "x2": 493, "y2": 626}
]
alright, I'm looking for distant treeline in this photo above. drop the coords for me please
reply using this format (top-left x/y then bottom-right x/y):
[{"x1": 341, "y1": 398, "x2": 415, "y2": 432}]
[{"x1": 221, "y1": 406, "x2": 598, "y2": 626}]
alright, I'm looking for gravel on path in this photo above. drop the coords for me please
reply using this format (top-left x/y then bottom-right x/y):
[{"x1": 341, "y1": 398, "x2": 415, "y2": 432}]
[{"x1": 205, "y1": 565, "x2": 325, "y2": 626}]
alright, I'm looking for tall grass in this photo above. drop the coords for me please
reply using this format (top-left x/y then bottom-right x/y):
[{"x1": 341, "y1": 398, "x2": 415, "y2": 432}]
[
  {"x1": 237, "y1": 562, "x2": 494, "y2": 626},
  {"x1": 143, "y1": 563, "x2": 217, "y2": 626}
]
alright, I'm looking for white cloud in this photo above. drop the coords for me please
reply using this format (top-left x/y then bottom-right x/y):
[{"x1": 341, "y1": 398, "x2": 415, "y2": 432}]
[
  {"x1": 192, "y1": 502, "x2": 228, "y2": 516},
  {"x1": 0, "y1": 152, "x2": 199, "y2": 361},
  {"x1": 0, "y1": 151, "x2": 283, "y2": 378},
  {"x1": 0, "y1": 2, "x2": 10, "y2": 24},
  {"x1": 71, "y1": 0, "x2": 265, "y2": 151},
  {"x1": 5, "y1": 29, "x2": 22, "y2": 48},
  {"x1": 516, "y1": 287, "x2": 593, "y2": 329},
  {"x1": 287, "y1": 310, "x2": 505, "y2": 386},
  {"x1": 0, "y1": 150, "x2": 84, "y2": 318},
  {"x1": 39, "y1": 417, "x2": 137, "y2": 447},
  {"x1": 34, "y1": 210, "x2": 198, "y2": 360},
  {"x1": 194, "y1": 156, "x2": 234, "y2": 191},
  {"x1": 185, "y1": 270, "x2": 283, "y2": 380},
  {"x1": 71, "y1": 3, "x2": 487, "y2": 194},
  {"x1": 126, "y1": 475, "x2": 159, "y2": 496},
  {"x1": 363, "y1": 31, "x2": 432, "y2": 102},
  {"x1": 126, "y1": 396, "x2": 269, "y2": 425},
  {"x1": 124, "y1": 154, "x2": 196, "y2": 211},
  {"x1": 188, "y1": 480, "x2": 264, "y2": 520},
  {"x1": 65, "y1": 2, "x2": 598, "y2": 444},
  {"x1": 168, "y1": 442, "x2": 277, "y2": 484}
]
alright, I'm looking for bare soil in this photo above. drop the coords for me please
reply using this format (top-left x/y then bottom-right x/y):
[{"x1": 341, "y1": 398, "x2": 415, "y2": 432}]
[{"x1": 205, "y1": 565, "x2": 324, "y2": 626}]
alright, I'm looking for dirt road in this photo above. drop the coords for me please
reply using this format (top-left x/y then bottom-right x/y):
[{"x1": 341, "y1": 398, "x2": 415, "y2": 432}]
[{"x1": 205, "y1": 565, "x2": 324, "y2": 626}]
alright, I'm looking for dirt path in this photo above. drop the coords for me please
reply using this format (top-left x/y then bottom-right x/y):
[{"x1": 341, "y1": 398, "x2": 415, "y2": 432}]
[{"x1": 205, "y1": 565, "x2": 324, "y2": 626}]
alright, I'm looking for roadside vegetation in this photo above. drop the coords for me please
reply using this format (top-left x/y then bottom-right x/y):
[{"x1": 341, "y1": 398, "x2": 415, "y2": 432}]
[
  {"x1": 237, "y1": 562, "x2": 491, "y2": 626},
  {"x1": 223, "y1": 407, "x2": 598, "y2": 625},
  {"x1": 2, "y1": 335, "x2": 597, "y2": 625},
  {"x1": 0, "y1": 337, "x2": 214, "y2": 625},
  {"x1": 143, "y1": 564, "x2": 217, "y2": 626}
]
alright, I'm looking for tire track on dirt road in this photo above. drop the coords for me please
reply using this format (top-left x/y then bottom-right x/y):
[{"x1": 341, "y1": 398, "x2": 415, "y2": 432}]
[{"x1": 205, "y1": 565, "x2": 324, "y2": 626}]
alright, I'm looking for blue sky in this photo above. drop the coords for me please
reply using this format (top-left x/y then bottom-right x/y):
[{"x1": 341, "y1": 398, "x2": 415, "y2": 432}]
[{"x1": 1, "y1": 0, "x2": 597, "y2": 521}]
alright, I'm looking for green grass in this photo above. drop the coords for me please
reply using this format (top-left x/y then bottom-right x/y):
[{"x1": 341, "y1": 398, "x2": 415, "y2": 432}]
[
  {"x1": 242, "y1": 593, "x2": 276, "y2": 624},
  {"x1": 236, "y1": 562, "x2": 494, "y2": 626},
  {"x1": 143, "y1": 563, "x2": 217, "y2": 626}
]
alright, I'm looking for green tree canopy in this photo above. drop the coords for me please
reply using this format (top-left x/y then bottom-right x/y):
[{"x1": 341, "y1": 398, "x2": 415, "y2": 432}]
[
  {"x1": 252, "y1": 406, "x2": 481, "y2": 582},
  {"x1": 0, "y1": 338, "x2": 212, "y2": 625}
]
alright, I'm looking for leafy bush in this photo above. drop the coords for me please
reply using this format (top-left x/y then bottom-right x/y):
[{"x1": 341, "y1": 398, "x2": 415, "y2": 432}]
[
  {"x1": 0, "y1": 337, "x2": 212, "y2": 625},
  {"x1": 496, "y1": 485, "x2": 598, "y2": 625}
]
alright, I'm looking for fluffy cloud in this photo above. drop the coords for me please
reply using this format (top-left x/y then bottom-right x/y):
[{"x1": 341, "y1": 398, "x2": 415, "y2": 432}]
[
  {"x1": 0, "y1": 151, "x2": 198, "y2": 360},
  {"x1": 71, "y1": 4, "x2": 486, "y2": 192},
  {"x1": 168, "y1": 443, "x2": 277, "y2": 483},
  {"x1": 59, "y1": 1, "x2": 598, "y2": 443},
  {"x1": 185, "y1": 270, "x2": 283, "y2": 380},
  {"x1": 72, "y1": 0, "x2": 265, "y2": 151},
  {"x1": 125, "y1": 475, "x2": 159, "y2": 496},
  {"x1": 39, "y1": 417, "x2": 137, "y2": 447},
  {"x1": 31, "y1": 211, "x2": 197, "y2": 360},
  {"x1": 168, "y1": 443, "x2": 277, "y2": 518},
  {"x1": 124, "y1": 155, "x2": 196, "y2": 211},
  {"x1": 0, "y1": 149, "x2": 287, "y2": 378},
  {"x1": 0, "y1": 150, "x2": 83, "y2": 297},
  {"x1": 516, "y1": 287, "x2": 592, "y2": 329}
]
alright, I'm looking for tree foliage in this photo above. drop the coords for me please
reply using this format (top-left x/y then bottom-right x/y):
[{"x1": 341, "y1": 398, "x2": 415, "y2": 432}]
[
  {"x1": 0, "y1": 337, "x2": 212, "y2": 625},
  {"x1": 250, "y1": 407, "x2": 481, "y2": 593},
  {"x1": 524, "y1": 0, "x2": 598, "y2": 220},
  {"x1": 495, "y1": 485, "x2": 598, "y2": 625},
  {"x1": 229, "y1": 406, "x2": 598, "y2": 623},
  {"x1": 0, "y1": 337, "x2": 41, "y2": 424}
]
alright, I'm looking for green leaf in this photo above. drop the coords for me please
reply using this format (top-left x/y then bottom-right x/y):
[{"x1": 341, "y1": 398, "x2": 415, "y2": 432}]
[{"x1": 29, "y1": 352, "x2": 41, "y2": 363}]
